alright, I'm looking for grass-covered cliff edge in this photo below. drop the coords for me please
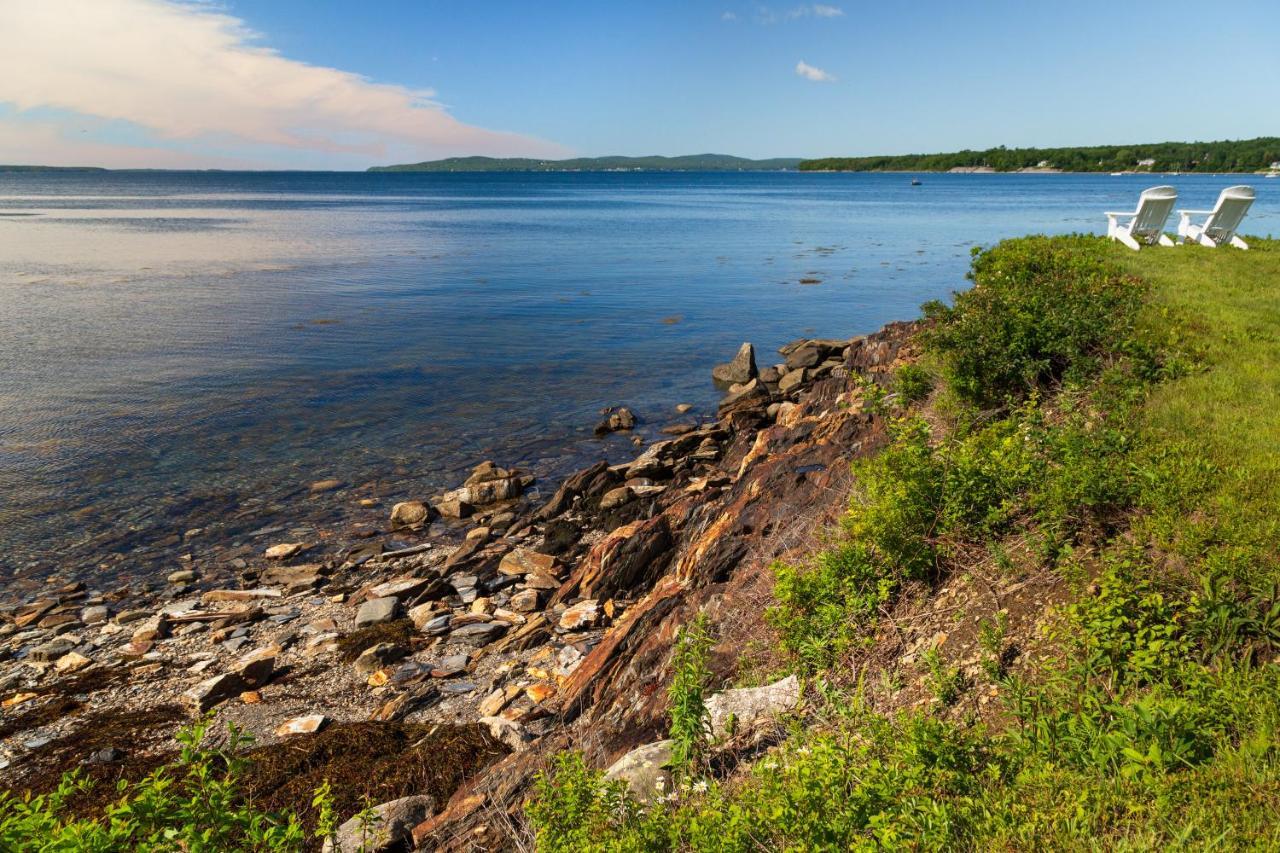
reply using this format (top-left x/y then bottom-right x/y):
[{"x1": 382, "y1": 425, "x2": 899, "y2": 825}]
[{"x1": 529, "y1": 236, "x2": 1280, "y2": 850}]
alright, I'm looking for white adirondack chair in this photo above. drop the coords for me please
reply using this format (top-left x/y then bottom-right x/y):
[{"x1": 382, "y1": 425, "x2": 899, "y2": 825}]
[
  {"x1": 1177, "y1": 185, "x2": 1255, "y2": 249},
  {"x1": 1105, "y1": 185, "x2": 1177, "y2": 250}
]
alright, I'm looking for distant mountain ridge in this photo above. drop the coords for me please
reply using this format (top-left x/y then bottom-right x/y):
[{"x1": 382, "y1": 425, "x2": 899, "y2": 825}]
[{"x1": 368, "y1": 154, "x2": 803, "y2": 172}]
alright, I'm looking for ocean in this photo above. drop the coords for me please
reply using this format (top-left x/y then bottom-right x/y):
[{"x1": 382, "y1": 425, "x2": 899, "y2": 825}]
[{"x1": 1, "y1": 170, "x2": 1275, "y2": 583}]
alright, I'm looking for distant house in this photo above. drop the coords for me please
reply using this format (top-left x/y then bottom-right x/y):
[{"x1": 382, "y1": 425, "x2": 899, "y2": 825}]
[
  {"x1": 1271, "y1": 161, "x2": 1280, "y2": 170},
  {"x1": 1036, "y1": 160, "x2": 1051, "y2": 168},
  {"x1": 1137, "y1": 158, "x2": 1156, "y2": 168}
]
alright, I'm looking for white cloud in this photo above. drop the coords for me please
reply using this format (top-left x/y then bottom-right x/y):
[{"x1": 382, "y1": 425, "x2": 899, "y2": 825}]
[
  {"x1": 722, "y1": 10, "x2": 739, "y2": 20},
  {"x1": 781, "y1": 4, "x2": 845, "y2": 20},
  {"x1": 0, "y1": 0, "x2": 567, "y2": 168},
  {"x1": 795, "y1": 60, "x2": 837, "y2": 82}
]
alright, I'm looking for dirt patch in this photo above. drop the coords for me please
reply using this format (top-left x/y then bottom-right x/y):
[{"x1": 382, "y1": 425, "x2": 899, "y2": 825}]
[
  {"x1": 241, "y1": 721, "x2": 509, "y2": 833},
  {"x1": 4, "y1": 705, "x2": 187, "y2": 817},
  {"x1": 0, "y1": 695, "x2": 83, "y2": 740},
  {"x1": 336, "y1": 619, "x2": 418, "y2": 662}
]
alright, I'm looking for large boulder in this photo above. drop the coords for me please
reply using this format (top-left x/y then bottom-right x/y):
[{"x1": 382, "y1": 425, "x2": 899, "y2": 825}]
[
  {"x1": 712, "y1": 342, "x2": 758, "y2": 385},
  {"x1": 322, "y1": 795, "x2": 435, "y2": 853}
]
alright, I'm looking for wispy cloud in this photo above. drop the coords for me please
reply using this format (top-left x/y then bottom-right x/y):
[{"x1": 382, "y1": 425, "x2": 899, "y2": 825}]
[
  {"x1": 795, "y1": 60, "x2": 837, "y2": 82},
  {"x1": 722, "y1": 10, "x2": 739, "y2": 21},
  {"x1": 0, "y1": 0, "x2": 567, "y2": 168},
  {"x1": 751, "y1": 4, "x2": 845, "y2": 22}
]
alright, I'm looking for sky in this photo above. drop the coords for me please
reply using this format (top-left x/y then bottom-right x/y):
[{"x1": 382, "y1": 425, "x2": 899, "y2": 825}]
[{"x1": 1, "y1": 0, "x2": 1278, "y2": 170}]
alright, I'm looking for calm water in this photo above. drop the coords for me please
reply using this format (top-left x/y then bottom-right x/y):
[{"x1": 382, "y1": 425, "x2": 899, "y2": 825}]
[{"x1": 2, "y1": 171, "x2": 1276, "y2": 581}]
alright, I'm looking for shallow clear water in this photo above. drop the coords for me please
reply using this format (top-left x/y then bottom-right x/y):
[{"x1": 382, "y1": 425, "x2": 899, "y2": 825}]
[{"x1": 1, "y1": 171, "x2": 1276, "y2": 580}]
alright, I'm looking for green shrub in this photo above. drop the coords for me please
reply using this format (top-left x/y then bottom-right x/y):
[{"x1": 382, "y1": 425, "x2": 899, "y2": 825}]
[
  {"x1": 894, "y1": 363, "x2": 935, "y2": 405},
  {"x1": 668, "y1": 615, "x2": 714, "y2": 776},
  {"x1": 923, "y1": 236, "x2": 1145, "y2": 409}
]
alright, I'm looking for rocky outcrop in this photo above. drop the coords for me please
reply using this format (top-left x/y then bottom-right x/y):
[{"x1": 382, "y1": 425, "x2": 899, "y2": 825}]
[{"x1": 0, "y1": 319, "x2": 919, "y2": 852}]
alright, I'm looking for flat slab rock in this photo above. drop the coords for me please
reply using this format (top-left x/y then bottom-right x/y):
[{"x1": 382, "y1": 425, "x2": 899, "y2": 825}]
[{"x1": 705, "y1": 674, "x2": 801, "y2": 738}]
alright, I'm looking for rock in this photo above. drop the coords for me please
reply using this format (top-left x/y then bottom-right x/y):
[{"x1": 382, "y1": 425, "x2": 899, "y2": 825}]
[
  {"x1": 264, "y1": 543, "x2": 303, "y2": 560},
  {"x1": 712, "y1": 342, "x2": 758, "y2": 385},
  {"x1": 558, "y1": 600, "x2": 601, "y2": 631},
  {"x1": 54, "y1": 651, "x2": 93, "y2": 673},
  {"x1": 407, "y1": 603, "x2": 444, "y2": 630},
  {"x1": 355, "y1": 597, "x2": 399, "y2": 629},
  {"x1": 599, "y1": 486, "x2": 633, "y2": 510},
  {"x1": 778, "y1": 367, "x2": 809, "y2": 395},
  {"x1": 675, "y1": 403, "x2": 694, "y2": 414},
  {"x1": 369, "y1": 577, "x2": 435, "y2": 601},
  {"x1": 27, "y1": 638, "x2": 76, "y2": 663},
  {"x1": 183, "y1": 673, "x2": 248, "y2": 713},
  {"x1": 167, "y1": 569, "x2": 197, "y2": 584},
  {"x1": 431, "y1": 654, "x2": 470, "y2": 678},
  {"x1": 594, "y1": 407, "x2": 637, "y2": 435},
  {"x1": 354, "y1": 643, "x2": 408, "y2": 676},
  {"x1": 784, "y1": 343, "x2": 823, "y2": 371},
  {"x1": 14, "y1": 600, "x2": 56, "y2": 628},
  {"x1": 717, "y1": 377, "x2": 771, "y2": 416},
  {"x1": 478, "y1": 716, "x2": 531, "y2": 751},
  {"x1": 448, "y1": 622, "x2": 507, "y2": 646},
  {"x1": 705, "y1": 674, "x2": 802, "y2": 739},
  {"x1": 310, "y1": 478, "x2": 343, "y2": 493},
  {"x1": 509, "y1": 589, "x2": 541, "y2": 613},
  {"x1": 525, "y1": 682, "x2": 556, "y2": 704},
  {"x1": 86, "y1": 747, "x2": 124, "y2": 764},
  {"x1": 201, "y1": 588, "x2": 282, "y2": 603},
  {"x1": 434, "y1": 497, "x2": 474, "y2": 519},
  {"x1": 275, "y1": 714, "x2": 328, "y2": 737},
  {"x1": 235, "y1": 645, "x2": 278, "y2": 688},
  {"x1": 390, "y1": 500, "x2": 433, "y2": 528},
  {"x1": 322, "y1": 794, "x2": 435, "y2": 853},
  {"x1": 80, "y1": 605, "x2": 110, "y2": 625},
  {"x1": 604, "y1": 740, "x2": 674, "y2": 803},
  {"x1": 454, "y1": 463, "x2": 525, "y2": 505},
  {"x1": 498, "y1": 548, "x2": 559, "y2": 578}
]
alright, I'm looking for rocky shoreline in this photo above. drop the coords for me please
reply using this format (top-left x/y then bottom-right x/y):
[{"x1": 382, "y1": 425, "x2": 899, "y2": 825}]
[{"x1": 0, "y1": 320, "x2": 919, "y2": 849}]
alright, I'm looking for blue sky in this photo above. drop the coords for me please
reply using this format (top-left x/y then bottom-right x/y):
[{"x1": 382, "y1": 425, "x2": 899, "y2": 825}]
[{"x1": 2, "y1": 0, "x2": 1278, "y2": 168}]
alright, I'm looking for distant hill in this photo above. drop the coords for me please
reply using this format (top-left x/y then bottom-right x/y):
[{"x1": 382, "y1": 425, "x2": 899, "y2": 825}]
[
  {"x1": 800, "y1": 137, "x2": 1280, "y2": 173},
  {"x1": 0, "y1": 165, "x2": 109, "y2": 173},
  {"x1": 369, "y1": 154, "x2": 803, "y2": 173}
]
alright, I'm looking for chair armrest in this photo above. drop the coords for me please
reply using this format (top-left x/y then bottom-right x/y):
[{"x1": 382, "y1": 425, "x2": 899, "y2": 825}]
[
  {"x1": 1104, "y1": 210, "x2": 1137, "y2": 218},
  {"x1": 1177, "y1": 209, "x2": 1213, "y2": 215}
]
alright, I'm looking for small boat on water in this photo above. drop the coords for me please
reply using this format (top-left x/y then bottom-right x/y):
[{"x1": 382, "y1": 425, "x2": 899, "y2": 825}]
[{"x1": 910, "y1": 177, "x2": 922, "y2": 186}]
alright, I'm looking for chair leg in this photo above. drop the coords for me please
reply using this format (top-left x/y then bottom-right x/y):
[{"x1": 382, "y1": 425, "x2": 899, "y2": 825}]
[
  {"x1": 1230, "y1": 236, "x2": 1249, "y2": 250},
  {"x1": 1158, "y1": 234, "x2": 1175, "y2": 247},
  {"x1": 1116, "y1": 231, "x2": 1141, "y2": 251},
  {"x1": 1198, "y1": 233, "x2": 1218, "y2": 248}
]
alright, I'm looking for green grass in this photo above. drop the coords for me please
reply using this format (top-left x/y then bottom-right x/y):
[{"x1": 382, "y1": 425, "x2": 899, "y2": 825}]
[{"x1": 527, "y1": 237, "x2": 1280, "y2": 851}]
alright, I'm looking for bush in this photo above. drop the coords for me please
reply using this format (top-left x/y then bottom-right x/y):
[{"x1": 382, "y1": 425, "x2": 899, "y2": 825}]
[{"x1": 923, "y1": 236, "x2": 1145, "y2": 409}]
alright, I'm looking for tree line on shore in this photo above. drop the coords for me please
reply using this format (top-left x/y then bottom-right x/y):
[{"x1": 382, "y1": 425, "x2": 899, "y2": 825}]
[{"x1": 799, "y1": 136, "x2": 1280, "y2": 172}]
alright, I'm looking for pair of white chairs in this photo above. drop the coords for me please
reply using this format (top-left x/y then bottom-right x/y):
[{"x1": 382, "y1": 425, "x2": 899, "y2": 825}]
[{"x1": 1105, "y1": 185, "x2": 1255, "y2": 250}]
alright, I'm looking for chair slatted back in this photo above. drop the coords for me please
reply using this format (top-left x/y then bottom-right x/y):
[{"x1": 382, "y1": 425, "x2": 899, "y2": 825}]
[
  {"x1": 1204, "y1": 185, "x2": 1255, "y2": 242},
  {"x1": 1131, "y1": 185, "x2": 1177, "y2": 240}
]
